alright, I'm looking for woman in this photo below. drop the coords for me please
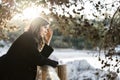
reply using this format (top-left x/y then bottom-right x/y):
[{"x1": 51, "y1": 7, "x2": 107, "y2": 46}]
[{"x1": 0, "y1": 17, "x2": 58, "y2": 80}]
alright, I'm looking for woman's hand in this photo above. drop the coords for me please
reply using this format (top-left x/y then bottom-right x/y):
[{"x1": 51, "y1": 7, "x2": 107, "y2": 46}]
[{"x1": 44, "y1": 28, "x2": 53, "y2": 45}]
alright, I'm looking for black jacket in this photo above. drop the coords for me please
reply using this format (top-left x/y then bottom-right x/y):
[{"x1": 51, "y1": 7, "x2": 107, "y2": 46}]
[{"x1": 0, "y1": 31, "x2": 58, "y2": 80}]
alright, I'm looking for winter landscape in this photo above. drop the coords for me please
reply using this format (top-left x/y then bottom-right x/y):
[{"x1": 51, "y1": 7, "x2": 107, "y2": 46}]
[
  {"x1": 0, "y1": 0, "x2": 120, "y2": 80},
  {"x1": 0, "y1": 40, "x2": 120, "y2": 80}
]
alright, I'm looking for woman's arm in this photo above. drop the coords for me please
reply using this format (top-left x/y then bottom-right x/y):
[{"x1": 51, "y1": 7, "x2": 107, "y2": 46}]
[
  {"x1": 32, "y1": 46, "x2": 58, "y2": 67},
  {"x1": 40, "y1": 44, "x2": 54, "y2": 57},
  {"x1": 27, "y1": 34, "x2": 58, "y2": 67}
]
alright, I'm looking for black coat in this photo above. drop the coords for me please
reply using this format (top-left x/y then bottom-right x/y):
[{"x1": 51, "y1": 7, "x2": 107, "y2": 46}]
[{"x1": 0, "y1": 31, "x2": 58, "y2": 80}]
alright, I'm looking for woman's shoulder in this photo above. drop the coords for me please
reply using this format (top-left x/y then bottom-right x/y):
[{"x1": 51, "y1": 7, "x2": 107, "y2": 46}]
[
  {"x1": 20, "y1": 31, "x2": 33, "y2": 39},
  {"x1": 14, "y1": 31, "x2": 35, "y2": 44}
]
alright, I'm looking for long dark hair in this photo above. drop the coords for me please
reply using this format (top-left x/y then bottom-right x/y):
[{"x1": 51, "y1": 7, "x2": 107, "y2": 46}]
[{"x1": 28, "y1": 17, "x2": 49, "y2": 51}]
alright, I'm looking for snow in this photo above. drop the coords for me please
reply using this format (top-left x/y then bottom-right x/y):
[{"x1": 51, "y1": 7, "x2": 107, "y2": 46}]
[
  {"x1": 50, "y1": 49, "x2": 102, "y2": 68},
  {"x1": 66, "y1": 60, "x2": 119, "y2": 80},
  {"x1": 0, "y1": 41, "x2": 120, "y2": 80},
  {"x1": 50, "y1": 49, "x2": 120, "y2": 80}
]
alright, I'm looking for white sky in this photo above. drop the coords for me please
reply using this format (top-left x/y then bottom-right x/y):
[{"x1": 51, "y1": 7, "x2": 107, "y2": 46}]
[
  {"x1": 82, "y1": 0, "x2": 119, "y2": 19},
  {"x1": 52, "y1": 0, "x2": 119, "y2": 19},
  {"x1": 66, "y1": 0, "x2": 120, "y2": 19}
]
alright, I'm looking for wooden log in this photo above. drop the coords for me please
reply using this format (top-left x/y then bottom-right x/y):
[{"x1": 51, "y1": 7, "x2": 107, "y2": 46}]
[
  {"x1": 41, "y1": 66, "x2": 48, "y2": 80},
  {"x1": 37, "y1": 65, "x2": 67, "y2": 80},
  {"x1": 57, "y1": 65, "x2": 67, "y2": 80}
]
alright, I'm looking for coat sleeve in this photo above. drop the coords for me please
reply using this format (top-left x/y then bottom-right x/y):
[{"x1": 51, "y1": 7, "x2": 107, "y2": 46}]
[
  {"x1": 40, "y1": 44, "x2": 54, "y2": 58},
  {"x1": 31, "y1": 43, "x2": 58, "y2": 67},
  {"x1": 26, "y1": 35, "x2": 58, "y2": 67}
]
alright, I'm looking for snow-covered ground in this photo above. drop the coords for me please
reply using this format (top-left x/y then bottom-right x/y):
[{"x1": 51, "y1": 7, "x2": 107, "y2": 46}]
[
  {"x1": 50, "y1": 49, "x2": 120, "y2": 80},
  {"x1": 0, "y1": 40, "x2": 120, "y2": 80}
]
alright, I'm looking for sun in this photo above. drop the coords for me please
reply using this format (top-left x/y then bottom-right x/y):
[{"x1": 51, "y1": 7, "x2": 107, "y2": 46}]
[
  {"x1": 8, "y1": 5, "x2": 51, "y2": 31},
  {"x1": 22, "y1": 7, "x2": 39, "y2": 19},
  {"x1": 12, "y1": 5, "x2": 50, "y2": 21},
  {"x1": 19, "y1": 4, "x2": 50, "y2": 20}
]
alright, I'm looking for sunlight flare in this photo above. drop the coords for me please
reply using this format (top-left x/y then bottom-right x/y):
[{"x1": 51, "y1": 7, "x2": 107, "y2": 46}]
[
  {"x1": 22, "y1": 7, "x2": 39, "y2": 19},
  {"x1": 22, "y1": 6, "x2": 50, "y2": 20}
]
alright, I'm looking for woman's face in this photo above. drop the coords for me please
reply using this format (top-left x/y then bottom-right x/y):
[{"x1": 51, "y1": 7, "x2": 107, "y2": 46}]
[{"x1": 39, "y1": 25, "x2": 49, "y2": 37}]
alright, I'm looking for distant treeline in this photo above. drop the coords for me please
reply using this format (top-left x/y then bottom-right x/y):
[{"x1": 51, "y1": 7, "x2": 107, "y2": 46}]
[{"x1": 51, "y1": 29, "x2": 94, "y2": 50}]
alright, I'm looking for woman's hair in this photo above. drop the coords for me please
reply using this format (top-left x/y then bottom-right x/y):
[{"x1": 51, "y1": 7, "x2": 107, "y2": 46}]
[{"x1": 28, "y1": 17, "x2": 49, "y2": 51}]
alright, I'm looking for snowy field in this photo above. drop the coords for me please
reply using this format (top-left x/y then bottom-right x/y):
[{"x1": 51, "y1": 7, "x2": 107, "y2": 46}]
[
  {"x1": 0, "y1": 40, "x2": 120, "y2": 80},
  {"x1": 50, "y1": 49, "x2": 120, "y2": 80}
]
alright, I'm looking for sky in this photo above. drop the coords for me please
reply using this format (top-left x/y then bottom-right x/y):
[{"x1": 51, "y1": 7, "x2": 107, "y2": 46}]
[{"x1": 61, "y1": 0, "x2": 120, "y2": 19}]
